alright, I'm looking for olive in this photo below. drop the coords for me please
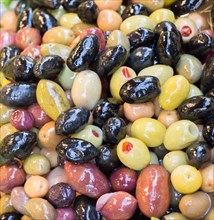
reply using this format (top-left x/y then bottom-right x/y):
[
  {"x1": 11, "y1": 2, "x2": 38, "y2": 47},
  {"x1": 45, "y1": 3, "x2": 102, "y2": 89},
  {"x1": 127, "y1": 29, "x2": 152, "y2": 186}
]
[
  {"x1": 32, "y1": 8, "x2": 58, "y2": 35},
  {"x1": 91, "y1": 45, "x2": 127, "y2": 77},
  {"x1": 30, "y1": 0, "x2": 62, "y2": 9},
  {"x1": 0, "y1": 212, "x2": 22, "y2": 220},
  {"x1": 0, "y1": 131, "x2": 37, "y2": 166},
  {"x1": 33, "y1": 55, "x2": 64, "y2": 79},
  {"x1": 177, "y1": 96, "x2": 214, "y2": 121},
  {"x1": 119, "y1": 76, "x2": 161, "y2": 103},
  {"x1": 2, "y1": 55, "x2": 36, "y2": 82},
  {"x1": 121, "y1": 3, "x2": 149, "y2": 20},
  {"x1": 67, "y1": 34, "x2": 99, "y2": 72},
  {"x1": 0, "y1": 82, "x2": 37, "y2": 107},
  {"x1": 212, "y1": 2, "x2": 214, "y2": 22},
  {"x1": 206, "y1": 88, "x2": 214, "y2": 100},
  {"x1": 126, "y1": 47, "x2": 154, "y2": 73},
  {"x1": 127, "y1": 28, "x2": 155, "y2": 51},
  {"x1": 63, "y1": 0, "x2": 85, "y2": 12},
  {"x1": 56, "y1": 138, "x2": 99, "y2": 163},
  {"x1": 170, "y1": 183, "x2": 183, "y2": 210},
  {"x1": 152, "y1": 144, "x2": 169, "y2": 160},
  {"x1": 55, "y1": 107, "x2": 90, "y2": 136},
  {"x1": 0, "y1": 46, "x2": 21, "y2": 71},
  {"x1": 203, "y1": 122, "x2": 214, "y2": 146},
  {"x1": 186, "y1": 142, "x2": 211, "y2": 169},
  {"x1": 16, "y1": 8, "x2": 33, "y2": 31},
  {"x1": 15, "y1": 0, "x2": 29, "y2": 16},
  {"x1": 74, "y1": 195, "x2": 101, "y2": 220}
]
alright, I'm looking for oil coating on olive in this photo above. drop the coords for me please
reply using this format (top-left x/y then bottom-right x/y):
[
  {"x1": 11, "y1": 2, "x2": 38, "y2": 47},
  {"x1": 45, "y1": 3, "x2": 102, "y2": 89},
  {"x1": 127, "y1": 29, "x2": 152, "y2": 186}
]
[
  {"x1": 203, "y1": 122, "x2": 214, "y2": 146},
  {"x1": 0, "y1": 45, "x2": 21, "y2": 71},
  {"x1": 74, "y1": 195, "x2": 101, "y2": 220},
  {"x1": 56, "y1": 138, "x2": 99, "y2": 163},
  {"x1": 55, "y1": 107, "x2": 90, "y2": 136},
  {"x1": 16, "y1": 8, "x2": 33, "y2": 31},
  {"x1": 15, "y1": 0, "x2": 29, "y2": 16},
  {"x1": 177, "y1": 96, "x2": 214, "y2": 121},
  {"x1": 0, "y1": 131, "x2": 37, "y2": 166},
  {"x1": 0, "y1": 212, "x2": 22, "y2": 220},
  {"x1": 32, "y1": 8, "x2": 58, "y2": 35},
  {"x1": 67, "y1": 34, "x2": 99, "y2": 72},
  {"x1": 63, "y1": 0, "x2": 84, "y2": 12},
  {"x1": 33, "y1": 55, "x2": 64, "y2": 79},
  {"x1": 2, "y1": 55, "x2": 36, "y2": 82},
  {"x1": 0, "y1": 82, "x2": 37, "y2": 107},
  {"x1": 119, "y1": 76, "x2": 161, "y2": 103},
  {"x1": 91, "y1": 45, "x2": 127, "y2": 76},
  {"x1": 30, "y1": 0, "x2": 62, "y2": 9}
]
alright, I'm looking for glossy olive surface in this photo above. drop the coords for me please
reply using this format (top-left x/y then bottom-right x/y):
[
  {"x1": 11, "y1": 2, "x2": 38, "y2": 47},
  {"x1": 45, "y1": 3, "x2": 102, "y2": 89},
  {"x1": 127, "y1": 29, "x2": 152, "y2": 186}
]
[
  {"x1": 0, "y1": 212, "x2": 22, "y2": 220},
  {"x1": 31, "y1": 0, "x2": 62, "y2": 9},
  {"x1": 16, "y1": 8, "x2": 33, "y2": 31},
  {"x1": 15, "y1": 0, "x2": 29, "y2": 15},
  {"x1": 203, "y1": 122, "x2": 214, "y2": 146},
  {"x1": 62, "y1": 0, "x2": 83, "y2": 12}
]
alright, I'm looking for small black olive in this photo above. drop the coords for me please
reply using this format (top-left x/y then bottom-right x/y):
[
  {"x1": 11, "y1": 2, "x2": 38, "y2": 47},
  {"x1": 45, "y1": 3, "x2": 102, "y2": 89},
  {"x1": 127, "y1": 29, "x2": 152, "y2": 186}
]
[
  {"x1": 31, "y1": 0, "x2": 62, "y2": 9},
  {"x1": 63, "y1": 0, "x2": 85, "y2": 12},
  {"x1": 203, "y1": 122, "x2": 214, "y2": 146},
  {"x1": 15, "y1": 0, "x2": 29, "y2": 16},
  {"x1": 206, "y1": 88, "x2": 214, "y2": 100},
  {"x1": 169, "y1": 183, "x2": 183, "y2": 210},
  {"x1": 16, "y1": 8, "x2": 33, "y2": 31},
  {"x1": 152, "y1": 144, "x2": 169, "y2": 160},
  {"x1": 0, "y1": 212, "x2": 22, "y2": 220}
]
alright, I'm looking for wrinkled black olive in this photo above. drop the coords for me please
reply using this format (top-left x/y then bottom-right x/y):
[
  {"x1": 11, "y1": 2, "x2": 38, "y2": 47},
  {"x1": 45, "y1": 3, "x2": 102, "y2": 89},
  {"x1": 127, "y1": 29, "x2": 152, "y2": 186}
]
[
  {"x1": 33, "y1": 55, "x2": 64, "y2": 79},
  {"x1": 32, "y1": 8, "x2": 58, "y2": 35},
  {"x1": 30, "y1": 0, "x2": 62, "y2": 9},
  {"x1": 126, "y1": 46, "x2": 154, "y2": 73},
  {"x1": 0, "y1": 212, "x2": 22, "y2": 220},
  {"x1": 77, "y1": 0, "x2": 99, "y2": 24},
  {"x1": 0, "y1": 82, "x2": 37, "y2": 107},
  {"x1": 170, "y1": 0, "x2": 205, "y2": 16},
  {"x1": 152, "y1": 144, "x2": 169, "y2": 160},
  {"x1": 16, "y1": 8, "x2": 33, "y2": 31},
  {"x1": 121, "y1": 3, "x2": 149, "y2": 20},
  {"x1": 56, "y1": 138, "x2": 99, "y2": 163},
  {"x1": 91, "y1": 45, "x2": 127, "y2": 76},
  {"x1": 128, "y1": 28, "x2": 155, "y2": 51},
  {"x1": 119, "y1": 76, "x2": 161, "y2": 103},
  {"x1": 92, "y1": 99, "x2": 120, "y2": 128},
  {"x1": 0, "y1": 131, "x2": 37, "y2": 166},
  {"x1": 55, "y1": 107, "x2": 90, "y2": 135},
  {"x1": 177, "y1": 96, "x2": 214, "y2": 121},
  {"x1": 74, "y1": 195, "x2": 101, "y2": 220},
  {"x1": 186, "y1": 142, "x2": 211, "y2": 169},
  {"x1": 155, "y1": 31, "x2": 181, "y2": 67},
  {"x1": 200, "y1": 57, "x2": 214, "y2": 94},
  {"x1": 63, "y1": 0, "x2": 86, "y2": 12},
  {"x1": 67, "y1": 34, "x2": 99, "y2": 72},
  {"x1": 102, "y1": 117, "x2": 127, "y2": 144},
  {"x1": 15, "y1": 0, "x2": 29, "y2": 15},
  {"x1": 46, "y1": 183, "x2": 76, "y2": 208},
  {"x1": 2, "y1": 55, "x2": 36, "y2": 82},
  {"x1": 203, "y1": 122, "x2": 214, "y2": 146},
  {"x1": 0, "y1": 46, "x2": 21, "y2": 71}
]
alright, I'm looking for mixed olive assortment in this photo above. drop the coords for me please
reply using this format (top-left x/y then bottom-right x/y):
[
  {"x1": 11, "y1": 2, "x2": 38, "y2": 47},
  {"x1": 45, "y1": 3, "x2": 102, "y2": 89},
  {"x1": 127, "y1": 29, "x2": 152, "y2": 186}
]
[{"x1": 0, "y1": 0, "x2": 214, "y2": 219}]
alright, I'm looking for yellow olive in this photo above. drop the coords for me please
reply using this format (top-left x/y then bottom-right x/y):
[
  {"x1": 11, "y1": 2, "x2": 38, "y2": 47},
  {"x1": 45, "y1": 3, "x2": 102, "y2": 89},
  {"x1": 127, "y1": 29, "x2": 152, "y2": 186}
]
[
  {"x1": 59, "y1": 13, "x2": 82, "y2": 29},
  {"x1": 200, "y1": 164, "x2": 214, "y2": 193},
  {"x1": 0, "y1": 104, "x2": 14, "y2": 126},
  {"x1": 0, "y1": 123, "x2": 17, "y2": 143},
  {"x1": 163, "y1": 212, "x2": 189, "y2": 220},
  {"x1": 0, "y1": 194, "x2": 15, "y2": 214},
  {"x1": 150, "y1": 9, "x2": 175, "y2": 24}
]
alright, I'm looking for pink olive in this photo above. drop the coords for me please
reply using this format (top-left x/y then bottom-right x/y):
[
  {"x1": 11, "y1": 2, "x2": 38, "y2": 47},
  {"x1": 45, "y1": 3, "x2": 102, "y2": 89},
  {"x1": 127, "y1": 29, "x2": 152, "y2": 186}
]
[{"x1": 56, "y1": 208, "x2": 76, "y2": 220}]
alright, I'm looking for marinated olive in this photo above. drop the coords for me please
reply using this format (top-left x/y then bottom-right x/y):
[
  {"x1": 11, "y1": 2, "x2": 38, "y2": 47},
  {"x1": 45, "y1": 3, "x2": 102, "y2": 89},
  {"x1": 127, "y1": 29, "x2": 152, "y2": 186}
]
[
  {"x1": 63, "y1": 0, "x2": 83, "y2": 13},
  {"x1": 15, "y1": 0, "x2": 29, "y2": 16},
  {"x1": 16, "y1": 8, "x2": 33, "y2": 31},
  {"x1": 0, "y1": 212, "x2": 22, "y2": 220},
  {"x1": 203, "y1": 122, "x2": 214, "y2": 146},
  {"x1": 31, "y1": 0, "x2": 62, "y2": 9}
]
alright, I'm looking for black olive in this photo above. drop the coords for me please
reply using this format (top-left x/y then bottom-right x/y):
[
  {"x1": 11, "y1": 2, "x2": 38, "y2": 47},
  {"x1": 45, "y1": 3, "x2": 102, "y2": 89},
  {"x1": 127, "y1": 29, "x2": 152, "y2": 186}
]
[
  {"x1": 33, "y1": 55, "x2": 64, "y2": 79},
  {"x1": 185, "y1": 33, "x2": 213, "y2": 61},
  {"x1": 126, "y1": 46, "x2": 154, "y2": 73},
  {"x1": 77, "y1": 0, "x2": 99, "y2": 24},
  {"x1": 102, "y1": 117, "x2": 127, "y2": 144},
  {"x1": 46, "y1": 183, "x2": 76, "y2": 208},
  {"x1": 0, "y1": 45, "x2": 21, "y2": 71},
  {"x1": 56, "y1": 138, "x2": 99, "y2": 163},
  {"x1": 186, "y1": 142, "x2": 211, "y2": 169},
  {"x1": 67, "y1": 34, "x2": 99, "y2": 72},
  {"x1": 212, "y1": 2, "x2": 214, "y2": 23},
  {"x1": 155, "y1": 31, "x2": 181, "y2": 67},
  {"x1": 121, "y1": 3, "x2": 149, "y2": 20},
  {"x1": 0, "y1": 131, "x2": 37, "y2": 166},
  {"x1": 30, "y1": 0, "x2": 62, "y2": 9},
  {"x1": 152, "y1": 144, "x2": 169, "y2": 160},
  {"x1": 0, "y1": 82, "x2": 37, "y2": 107},
  {"x1": 203, "y1": 122, "x2": 214, "y2": 146},
  {"x1": 16, "y1": 8, "x2": 33, "y2": 31},
  {"x1": 177, "y1": 96, "x2": 214, "y2": 121},
  {"x1": 63, "y1": 0, "x2": 86, "y2": 12},
  {"x1": 15, "y1": 0, "x2": 29, "y2": 16},
  {"x1": 2, "y1": 55, "x2": 36, "y2": 82},
  {"x1": 169, "y1": 183, "x2": 183, "y2": 210},
  {"x1": 170, "y1": 0, "x2": 206, "y2": 16},
  {"x1": 128, "y1": 28, "x2": 155, "y2": 51},
  {"x1": 0, "y1": 212, "x2": 22, "y2": 220},
  {"x1": 74, "y1": 195, "x2": 101, "y2": 220},
  {"x1": 55, "y1": 107, "x2": 90, "y2": 135},
  {"x1": 206, "y1": 88, "x2": 214, "y2": 100},
  {"x1": 119, "y1": 76, "x2": 161, "y2": 103},
  {"x1": 91, "y1": 45, "x2": 127, "y2": 76},
  {"x1": 32, "y1": 8, "x2": 58, "y2": 35}
]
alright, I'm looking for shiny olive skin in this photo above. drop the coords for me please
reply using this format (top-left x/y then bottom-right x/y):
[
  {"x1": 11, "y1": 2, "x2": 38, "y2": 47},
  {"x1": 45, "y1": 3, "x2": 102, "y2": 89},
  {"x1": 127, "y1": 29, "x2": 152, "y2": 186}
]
[
  {"x1": 15, "y1": 0, "x2": 29, "y2": 15},
  {"x1": 67, "y1": 34, "x2": 99, "y2": 72},
  {"x1": 0, "y1": 131, "x2": 37, "y2": 166},
  {"x1": 126, "y1": 47, "x2": 154, "y2": 73},
  {"x1": 63, "y1": 0, "x2": 85, "y2": 12},
  {"x1": 170, "y1": 0, "x2": 206, "y2": 16},
  {"x1": 16, "y1": 8, "x2": 33, "y2": 31},
  {"x1": 152, "y1": 144, "x2": 169, "y2": 160},
  {"x1": 2, "y1": 55, "x2": 36, "y2": 82},
  {"x1": 203, "y1": 122, "x2": 214, "y2": 146},
  {"x1": 177, "y1": 96, "x2": 214, "y2": 121},
  {"x1": 186, "y1": 142, "x2": 211, "y2": 169},
  {"x1": 56, "y1": 138, "x2": 99, "y2": 163},
  {"x1": 206, "y1": 88, "x2": 214, "y2": 100},
  {"x1": 170, "y1": 183, "x2": 183, "y2": 210},
  {"x1": 185, "y1": 33, "x2": 213, "y2": 61},
  {"x1": 33, "y1": 55, "x2": 64, "y2": 79},
  {"x1": 128, "y1": 28, "x2": 155, "y2": 51},
  {"x1": 74, "y1": 195, "x2": 101, "y2": 220},
  {"x1": 121, "y1": 3, "x2": 149, "y2": 20},
  {"x1": 0, "y1": 82, "x2": 37, "y2": 107},
  {"x1": 119, "y1": 76, "x2": 161, "y2": 103},
  {"x1": 91, "y1": 45, "x2": 127, "y2": 76},
  {"x1": 95, "y1": 144, "x2": 121, "y2": 174},
  {"x1": 32, "y1": 8, "x2": 58, "y2": 35},
  {"x1": 0, "y1": 212, "x2": 22, "y2": 220},
  {"x1": 30, "y1": 0, "x2": 62, "y2": 9},
  {"x1": 155, "y1": 31, "x2": 181, "y2": 67},
  {"x1": 55, "y1": 107, "x2": 90, "y2": 136},
  {"x1": 0, "y1": 45, "x2": 21, "y2": 71}
]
